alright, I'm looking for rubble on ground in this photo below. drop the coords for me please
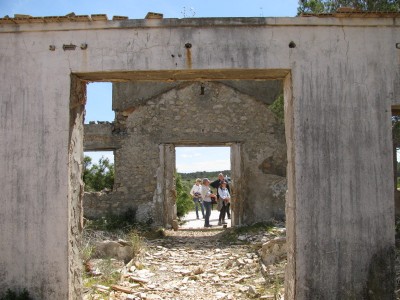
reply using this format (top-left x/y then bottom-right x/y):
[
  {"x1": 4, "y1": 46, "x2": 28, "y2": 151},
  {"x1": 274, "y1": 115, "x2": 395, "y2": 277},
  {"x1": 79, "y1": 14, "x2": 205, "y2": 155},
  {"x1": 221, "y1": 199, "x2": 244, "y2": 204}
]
[{"x1": 82, "y1": 223, "x2": 287, "y2": 299}]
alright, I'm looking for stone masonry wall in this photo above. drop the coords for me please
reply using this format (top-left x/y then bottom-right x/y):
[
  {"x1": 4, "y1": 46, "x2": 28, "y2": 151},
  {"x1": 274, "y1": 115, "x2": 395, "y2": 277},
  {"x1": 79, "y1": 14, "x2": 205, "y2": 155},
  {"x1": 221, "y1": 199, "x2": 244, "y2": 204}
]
[{"x1": 83, "y1": 191, "x2": 136, "y2": 219}]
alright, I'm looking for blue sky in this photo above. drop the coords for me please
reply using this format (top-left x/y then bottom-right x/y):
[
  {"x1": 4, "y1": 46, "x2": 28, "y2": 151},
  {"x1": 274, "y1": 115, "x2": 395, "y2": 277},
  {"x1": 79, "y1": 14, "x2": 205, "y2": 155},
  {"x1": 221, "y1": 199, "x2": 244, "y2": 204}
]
[
  {"x1": 0, "y1": 1, "x2": 298, "y2": 19},
  {"x1": 1, "y1": 0, "x2": 298, "y2": 172}
]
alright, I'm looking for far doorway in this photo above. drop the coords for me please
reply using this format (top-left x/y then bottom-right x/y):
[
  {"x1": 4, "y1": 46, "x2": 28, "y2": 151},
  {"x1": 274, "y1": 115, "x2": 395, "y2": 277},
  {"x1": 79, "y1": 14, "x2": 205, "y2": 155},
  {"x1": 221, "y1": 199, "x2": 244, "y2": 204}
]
[{"x1": 172, "y1": 145, "x2": 242, "y2": 229}]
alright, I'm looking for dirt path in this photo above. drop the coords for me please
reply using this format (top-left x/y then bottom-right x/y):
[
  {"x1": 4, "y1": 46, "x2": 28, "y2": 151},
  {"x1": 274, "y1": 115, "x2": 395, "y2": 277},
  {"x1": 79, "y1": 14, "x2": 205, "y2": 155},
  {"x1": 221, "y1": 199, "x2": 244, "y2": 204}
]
[{"x1": 83, "y1": 225, "x2": 286, "y2": 300}]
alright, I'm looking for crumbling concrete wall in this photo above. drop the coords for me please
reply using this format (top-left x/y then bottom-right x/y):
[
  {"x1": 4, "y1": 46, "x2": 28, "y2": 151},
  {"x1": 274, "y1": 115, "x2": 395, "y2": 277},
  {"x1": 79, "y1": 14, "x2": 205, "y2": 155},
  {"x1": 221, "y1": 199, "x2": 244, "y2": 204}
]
[
  {"x1": 0, "y1": 15, "x2": 398, "y2": 299},
  {"x1": 68, "y1": 76, "x2": 85, "y2": 298}
]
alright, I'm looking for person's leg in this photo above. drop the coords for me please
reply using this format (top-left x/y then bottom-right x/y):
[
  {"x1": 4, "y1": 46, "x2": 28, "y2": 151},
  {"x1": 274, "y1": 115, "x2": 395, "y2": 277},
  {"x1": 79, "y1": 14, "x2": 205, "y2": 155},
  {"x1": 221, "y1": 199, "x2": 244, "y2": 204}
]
[
  {"x1": 200, "y1": 201, "x2": 205, "y2": 218},
  {"x1": 194, "y1": 199, "x2": 199, "y2": 219},
  {"x1": 221, "y1": 202, "x2": 227, "y2": 224},
  {"x1": 226, "y1": 202, "x2": 231, "y2": 218},
  {"x1": 203, "y1": 202, "x2": 208, "y2": 226},
  {"x1": 218, "y1": 202, "x2": 225, "y2": 225},
  {"x1": 218, "y1": 208, "x2": 223, "y2": 225},
  {"x1": 204, "y1": 202, "x2": 211, "y2": 227}
]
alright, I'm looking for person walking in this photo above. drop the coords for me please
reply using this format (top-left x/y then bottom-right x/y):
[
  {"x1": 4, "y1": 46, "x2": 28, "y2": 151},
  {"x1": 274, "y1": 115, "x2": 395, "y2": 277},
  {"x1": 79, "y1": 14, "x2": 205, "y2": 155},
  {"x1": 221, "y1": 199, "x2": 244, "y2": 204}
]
[
  {"x1": 201, "y1": 178, "x2": 216, "y2": 228},
  {"x1": 217, "y1": 180, "x2": 230, "y2": 225},
  {"x1": 189, "y1": 178, "x2": 205, "y2": 219}
]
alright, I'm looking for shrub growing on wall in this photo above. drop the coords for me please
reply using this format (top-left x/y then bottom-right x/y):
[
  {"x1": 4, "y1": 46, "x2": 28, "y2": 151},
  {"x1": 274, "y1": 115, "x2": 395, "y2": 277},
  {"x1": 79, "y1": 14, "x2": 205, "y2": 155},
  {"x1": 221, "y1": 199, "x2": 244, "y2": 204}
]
[
  {"x1": 0, "y1": 289, "x2": 32, "y2": 300},
  {"x1": 269, "y1": 94, "x2": 284, "y2": 122},
  {"x1": 175, "y1": 173, "x2": 193, "y2": 217}
]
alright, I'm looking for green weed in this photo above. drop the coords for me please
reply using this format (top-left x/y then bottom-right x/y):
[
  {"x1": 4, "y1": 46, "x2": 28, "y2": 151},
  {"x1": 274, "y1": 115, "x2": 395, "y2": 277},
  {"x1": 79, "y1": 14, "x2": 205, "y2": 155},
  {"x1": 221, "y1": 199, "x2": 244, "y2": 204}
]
[
  {"x1": 81, "y1": 242, "x2": 94, "y2": 263},
  {"x1": 128, "y1": 230, "x2": 144, "y2": 258},
  {"x1": 0, "y1": 289, "x2": 32, "y2": 300}
]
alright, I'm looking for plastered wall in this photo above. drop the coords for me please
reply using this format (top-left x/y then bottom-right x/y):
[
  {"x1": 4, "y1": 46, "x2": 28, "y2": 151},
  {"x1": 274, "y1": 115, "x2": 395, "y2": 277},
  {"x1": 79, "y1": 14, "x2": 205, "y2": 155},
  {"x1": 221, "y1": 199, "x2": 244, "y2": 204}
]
[{"x1": 0, "y1": 15, "x2": 398, "y2": 299}]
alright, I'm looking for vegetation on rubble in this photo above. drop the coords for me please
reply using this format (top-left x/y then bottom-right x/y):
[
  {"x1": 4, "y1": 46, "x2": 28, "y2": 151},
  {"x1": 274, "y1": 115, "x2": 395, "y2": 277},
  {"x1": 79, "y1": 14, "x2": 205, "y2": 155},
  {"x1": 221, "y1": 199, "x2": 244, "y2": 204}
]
[
  {"x1": 176, "y1": 173, "x2": 194, "y2": 217},
  {"x1": 85, "y1": 207, "x2": 139, "y2": 232},
  {"x1": 0, "y1": 289, "x2": 32, "y2": 300},
  {"x1": 269, "y1": 94, "x2": 284, "y2": 122},
  {"x1": 81, "y1": 227, "x2": 146, "y2": 290},
  {"x1": 128, "y1": 230, "x2": 144, "y2": 258},
  {"x1": 96, "y1": 259, "x2": 122, "y2": 285},
  {"x1": 83, "y1": 258, "x2": 122, "y2": 290},
  {"x1": 221, "y1": 221, "x2": 275, "y2": 244},
  {"x1": 81, "y1": 242, "x2": 95, "y2": 264}
]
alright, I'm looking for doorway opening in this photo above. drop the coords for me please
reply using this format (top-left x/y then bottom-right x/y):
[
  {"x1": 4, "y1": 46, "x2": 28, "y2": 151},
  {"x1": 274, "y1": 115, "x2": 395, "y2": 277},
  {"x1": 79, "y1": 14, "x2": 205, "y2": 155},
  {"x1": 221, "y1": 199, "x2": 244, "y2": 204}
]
[
  {"x1": 82, "y1": 81, "x2": 117, "y2": 216},
  {"x1": 392, "y1": 112, "x2": 400, "y2": 298},
  {"x1": 176, "y1": 146, "x2": 231, "y2": 229},
  {"x1": 83, "y1": 151, "x2": 114, "y2": 192},
  {"x1": 393, "y1": 114, "x2": 400, "y2": 214},
  {"x1": 69, "y1": 71, "x2": 291, "y2": 299}
]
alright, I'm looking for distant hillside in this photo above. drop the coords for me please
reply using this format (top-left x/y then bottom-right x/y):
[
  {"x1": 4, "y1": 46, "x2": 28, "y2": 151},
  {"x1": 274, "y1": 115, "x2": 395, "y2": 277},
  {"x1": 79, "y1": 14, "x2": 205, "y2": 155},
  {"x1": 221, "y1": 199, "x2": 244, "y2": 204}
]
[{"x1": 179, "y1": 170, "x2": 231, "y2": 182}]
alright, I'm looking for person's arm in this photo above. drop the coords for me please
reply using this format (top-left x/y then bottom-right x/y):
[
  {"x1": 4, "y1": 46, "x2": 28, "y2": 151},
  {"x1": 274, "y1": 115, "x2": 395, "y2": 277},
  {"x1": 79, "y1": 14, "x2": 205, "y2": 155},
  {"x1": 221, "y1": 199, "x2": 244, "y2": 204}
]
[
  {"x1": 217, "y1": 187, "x2": 225, "y2": 199},
  {"x1": 200, "y1": 186, "x2": 207, "y2": 200},
  {"x1": 189, "y1": 185, "x2": 195, "y2": 197},
  {"x1": 210, "y1": 180, "x2": 219, "y2": 189},
  {"x1": 226, "y1": 190, "x2": 231, "y2": 201}
]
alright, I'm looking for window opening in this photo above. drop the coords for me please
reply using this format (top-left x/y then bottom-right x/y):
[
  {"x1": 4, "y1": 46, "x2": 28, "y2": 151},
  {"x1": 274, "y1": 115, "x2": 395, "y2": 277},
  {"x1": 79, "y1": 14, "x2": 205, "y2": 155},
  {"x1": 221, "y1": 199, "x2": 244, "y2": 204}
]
[
  {"x1": 83, "y1": 82, "x2": 115, "y2": 191},
  {"x1": 83, "y1": 151, "x2": 114, "y2": 192},
  {"x1": 85, "y1": 82, "x2": 114, "y2": 124}
]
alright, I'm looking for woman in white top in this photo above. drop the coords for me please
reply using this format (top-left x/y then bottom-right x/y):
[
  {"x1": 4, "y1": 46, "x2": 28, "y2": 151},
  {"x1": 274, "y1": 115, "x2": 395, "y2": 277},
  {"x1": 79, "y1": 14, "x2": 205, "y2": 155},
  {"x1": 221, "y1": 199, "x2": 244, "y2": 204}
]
[
  {"x1": 189, "y1": 178, "x2": 205, "y2": 219},
  {"x1": 217, "y1": 181, "x2": 230, "y2": 225}
]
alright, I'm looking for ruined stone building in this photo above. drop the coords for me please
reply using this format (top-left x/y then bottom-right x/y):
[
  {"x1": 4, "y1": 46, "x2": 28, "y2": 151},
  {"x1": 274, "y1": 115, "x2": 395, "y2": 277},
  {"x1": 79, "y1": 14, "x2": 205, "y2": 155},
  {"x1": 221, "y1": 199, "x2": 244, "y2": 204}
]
[
  {"x1": 1, "y1": 11, "x2": 399, "y2": 300},
  {"x1": 83, "y1": 80, "x2": 287, "y2": 227}
]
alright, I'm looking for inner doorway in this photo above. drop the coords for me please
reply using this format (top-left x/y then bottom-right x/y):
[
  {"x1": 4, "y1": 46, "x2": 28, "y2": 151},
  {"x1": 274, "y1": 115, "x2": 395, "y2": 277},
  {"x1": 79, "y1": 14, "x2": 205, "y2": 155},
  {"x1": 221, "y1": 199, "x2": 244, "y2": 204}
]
[
  {"x1": 70, "y1": 71, "x2": 289, "y2": 298},
  {"x1": 176, "y1": 146, "x2": 231, "y2": 229},
  {"x1": 159, "y1": 143, "x2": 243, "y2": 229}
]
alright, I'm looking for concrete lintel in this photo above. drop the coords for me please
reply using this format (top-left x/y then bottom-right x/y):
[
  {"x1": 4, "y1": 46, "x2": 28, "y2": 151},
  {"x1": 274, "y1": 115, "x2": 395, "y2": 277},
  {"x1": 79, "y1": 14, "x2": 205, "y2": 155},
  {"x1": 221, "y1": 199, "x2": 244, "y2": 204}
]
[
  {"x1": 172, "y1": 141, "x2": 236, "y2": 147},
  {"x1": 76, "y1": 69, "x2": 290, "y2": 82}
]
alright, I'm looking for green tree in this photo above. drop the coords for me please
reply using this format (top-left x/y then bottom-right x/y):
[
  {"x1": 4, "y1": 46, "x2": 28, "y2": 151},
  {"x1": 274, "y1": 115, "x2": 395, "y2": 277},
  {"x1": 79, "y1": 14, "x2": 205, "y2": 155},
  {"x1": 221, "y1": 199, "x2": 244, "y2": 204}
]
[
  {"x1": 298, "y1": 0, "x2": 325, "y2": 14},
  {"x1": 83, "y1": 156, "x2": 114, "y2": 192},
  {"x1": 175, "y1": 173, "x2": 193, "y2": 217},
  {"x1": 298, "y1": 0, "x2": 400, "y2": 14},
  {"x1": 269, "y1": 94, "x2": 284, "y2": 122}
]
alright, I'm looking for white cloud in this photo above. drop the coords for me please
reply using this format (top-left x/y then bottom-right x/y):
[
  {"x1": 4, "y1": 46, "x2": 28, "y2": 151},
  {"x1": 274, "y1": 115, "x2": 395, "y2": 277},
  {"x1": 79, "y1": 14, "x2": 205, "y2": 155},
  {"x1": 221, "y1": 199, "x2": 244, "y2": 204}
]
[
  {"x1": 180, "y1": 152, "x2": 202, "y2": 159},
  {"x1": 176, "y1": 147, "x2": 231, "y2": 173},
  {"x1": 177, "y1": 159, "x2": 230, "y2": 173}
]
